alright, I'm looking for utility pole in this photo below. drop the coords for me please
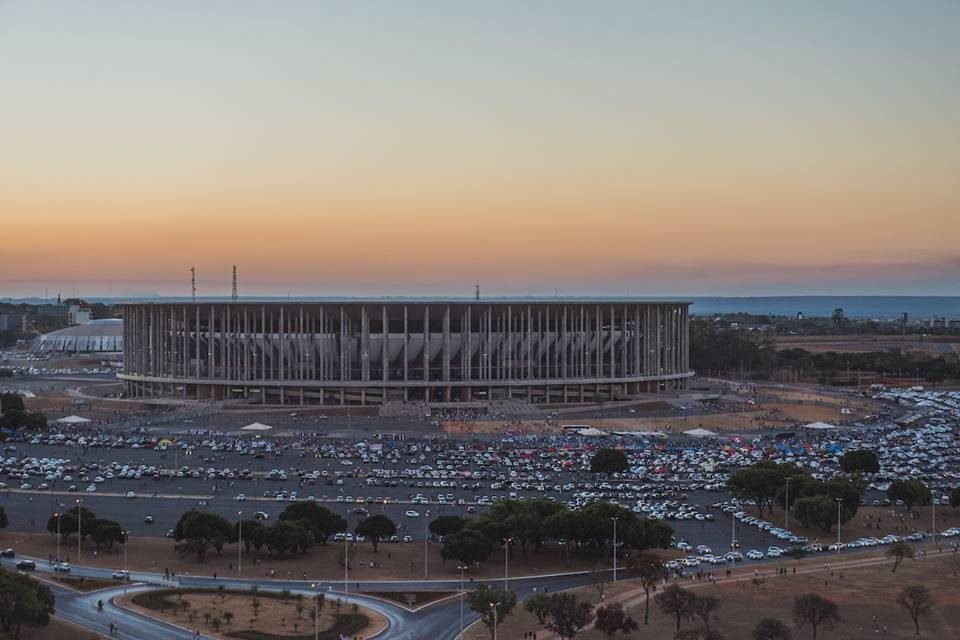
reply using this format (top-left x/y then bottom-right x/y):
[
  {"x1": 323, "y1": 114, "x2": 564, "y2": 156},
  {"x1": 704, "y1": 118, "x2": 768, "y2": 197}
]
[
  {"x1": 475, "y1": 284, "x2": 480, "y2": 302},
  {"x1": 232, "y1": 265, "x2": 238, "y2": 300},
  {"x1": 190, "y1": 266, "x2": 197, "y2": 302},
  {"x1": 611, "y1": 517, "x2": 618, "y2": 582}
]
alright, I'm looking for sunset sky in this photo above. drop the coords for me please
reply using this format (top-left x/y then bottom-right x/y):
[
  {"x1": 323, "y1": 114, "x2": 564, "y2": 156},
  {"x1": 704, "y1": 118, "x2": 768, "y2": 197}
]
[{"x1": 1, "y1": 1, "x2": 958, "y2": 298}]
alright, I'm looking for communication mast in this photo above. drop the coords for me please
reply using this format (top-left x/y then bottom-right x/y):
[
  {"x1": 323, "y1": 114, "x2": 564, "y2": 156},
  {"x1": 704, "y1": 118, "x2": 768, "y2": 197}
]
[
  {"x1": 232, "y1": 265, "x2": 238, "y2": 301},
  {"x1": 475, "y1": 284, "x2": 480, "y2": 302},
  {"x1": 190, "y1": 266, "x2": 197, "y2": 302}
]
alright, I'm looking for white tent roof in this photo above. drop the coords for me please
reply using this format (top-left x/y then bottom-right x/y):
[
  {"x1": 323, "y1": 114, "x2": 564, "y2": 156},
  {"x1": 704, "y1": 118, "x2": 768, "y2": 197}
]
[
  {"x1": 683, "y1": 428, "x2": 718, "y2": 437},
  {"x1": 802, "y1": 422, "x2": 837, "y2": 430},
  {"x1": 241, "y1": 422, "x2": 274, "y2": 431},
  {"x1": 575, "y1": 428, "x2": 608, "y2": 437},
  {"x1": 56, "y1": 415, "x2": 92, "y2": 424}
]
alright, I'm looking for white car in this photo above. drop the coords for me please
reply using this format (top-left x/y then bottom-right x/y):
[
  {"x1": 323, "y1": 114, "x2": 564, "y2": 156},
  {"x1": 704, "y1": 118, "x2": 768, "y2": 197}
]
[
  {"x1": 54, "y1": 562, "x2": 71, "y2": 573},
  {"x1": 125, "y1": 491, "x2": 136, "y2": 498},
  {"x1": 112, "y1": 570, "x2": 130, "y2": 580},
  {"x1": 746, "y1": 550, "x2": 764, "y2": 560},
  {"x1": 405, "y1": 510, "x2": 420, "y2": 518},
  {"x1": 85, "y1": 484, "x2": 97, "y2": 492},
  {"x1": 235, "y1": 494, "x2": 246, "y2": 501},
  {"x1": 767, "y1": 549, "x2": 782, "y2": 558}
]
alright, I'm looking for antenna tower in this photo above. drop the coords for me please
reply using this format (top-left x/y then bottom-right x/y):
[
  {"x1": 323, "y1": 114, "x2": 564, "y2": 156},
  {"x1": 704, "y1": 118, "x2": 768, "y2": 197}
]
[
  {"x1": 190, "y1": 266, "x2": 197, "y2": 302},
  {"x1": 475, "y1": 284, "x2": 480, "y2": 302},
  {"x1": 231, "y1": 265, "x2": 238, "y2": 301}
]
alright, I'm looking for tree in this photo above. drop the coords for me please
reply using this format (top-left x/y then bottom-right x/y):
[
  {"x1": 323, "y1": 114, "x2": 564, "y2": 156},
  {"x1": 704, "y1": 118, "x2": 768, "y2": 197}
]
[
  {"x1": 235, "y1": 519, "x2": 263, "y2": 551},
  {"x1": 887, "y1": 480, "x2": 931, "y2": 512},
  {"x1": 594, "y1": 603, "x2": 638, "y2": 638},
  {"x1": 429, "y1": 515, "x2": 467, "y2": 538},
  {"x1": 524, "y1": 592, "x2": 551, "y2": 626},
  {"x1": 173, "y1": 510, "x2": 234, "y2": 562},
  {"x1": 262, "y1": 521, "x2": 313, "y2": 556},
  {"x1": 791, "y1": 495, "x2": 851, "y2": 533},
  {"x1": 355, "y1": 515, "x2": 396, "y2": 553},
  {"x1": 752, "y1": 618, "x2": 792, "y2": 640},
  {"x1": 655, "y1": 583, "x2": 696, "y2": 632},
  {"x1": 589, "y1": 564, "x2": 610, "y2": 600},
  {"x1": 838, "y1": 450, "x2": 879, "y2": 474},
  {"x1": 692, "y1": 594, "x2": 720, "y2": 630},
  {"x1": 792, "y1": 593, "x2": 840, "y2": 640},
  {"x1": 441, "y1": 527, "x2": 494, "y2": 566},
  {"x1": 0, "y1": 507, "x2": 7, "y2": 530},
  {"x1": 950, "y1": 488, "x2": 960, "y2": 509},
  {"x1": 89, "y1": 519, "x2": 124, "y2": 551},
  {"x1": 467, "y1": 585, "x2": 517, "y2": 640},
  {"x1": 543, "y1": 592, "x2": 594, "y2": 640},
  {"x1": 0, "y1": 409, "x2": 47, "y2": 430},
  {"x1": 896, "y1": 584, "x2": 933, "y2": 636},
  {"x1": 727, "y1": 462, "x2": 788, "y2": 518},
  {"x1": 278, "y1": 502, "x2": 346, "y2": 545},
  {"x1": 887, "y1": 542, "x2": 914, "y2": 573},
  {"x1": 628, "y1": 552, "x2": 668, "y2": 625},
  {"x1": 0, "y1": 568, "x2": 56, "y2": 639},
  {"x1": 590, "y1": 449, "x2": 628, "y2": 475},
  {"x1": 46, "y1": 505, "x2": 96, "y2": 541},
  {"x1": 831, "y1": 308, "x2": 845, "y2": 328},
  {"x1": 0, "y1": 394, "x2": 24, "y2": 413}
]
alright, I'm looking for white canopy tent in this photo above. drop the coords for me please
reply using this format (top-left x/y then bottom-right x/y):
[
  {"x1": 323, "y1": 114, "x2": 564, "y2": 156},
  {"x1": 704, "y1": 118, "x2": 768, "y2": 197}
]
[
  {"x1": 683, "y1": 428, "x2": 718, "y2": 437},
  {"x1": 56, "y1": 415, "x2": 92, "y2": 425},
  {"x1": 240, "y1": 422, "x2": 274, "y2": 431},
  {"x1": 802, "y1": 422, "x2": 838, "y2": 430}
]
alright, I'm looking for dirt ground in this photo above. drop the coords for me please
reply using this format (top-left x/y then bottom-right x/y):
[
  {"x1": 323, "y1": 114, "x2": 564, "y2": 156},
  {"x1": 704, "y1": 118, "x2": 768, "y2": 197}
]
[
  {"x1": 775, "y1": 334, "x2": 960, "y2": 357},
  {"x1": 464, "y1": 548, "x2": 960, "y2": 640},
  {"x1": 1, "y1": 530, "x2": 598, "y2": 582},
  {"x1": 444, "y1": 390, "x2": 875, "y2": 435},
  {"x1": 118, "y1": 589, "x2": 385, "y2": 640},
  {"x1": 20, "y1": 617, "x2": 105, "y2": 640}
]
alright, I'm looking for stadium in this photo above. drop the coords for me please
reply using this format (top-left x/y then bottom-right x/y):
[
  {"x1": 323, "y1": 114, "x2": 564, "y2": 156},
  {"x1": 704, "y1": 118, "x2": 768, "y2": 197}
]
[{"x1": 120, "y1": 300, "x2": 692, "y2": 405}]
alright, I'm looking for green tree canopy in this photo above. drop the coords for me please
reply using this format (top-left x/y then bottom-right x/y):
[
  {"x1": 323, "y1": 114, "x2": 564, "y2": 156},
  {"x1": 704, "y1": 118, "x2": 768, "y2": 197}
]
[
  {"x1": 887, "y1": 480, "x2": 931, "y2": 511},
  {"x1": 262, "y1": 520, "x2": 313, "y2": 556},
  {"x1": 89, "y1": 519, "x2": 125, "y2": 551},
  {"x1": 752, "y1": 618, "x2": 792, "y2": 640},
  {"x1": 838, "y1": 449, "x2": 879, "y2": 474},
  {"x1": 355, "y1": 514, "x2": 396, "y2": 552},
  {"x1": 173, "y1": 510, "x2": 234, "y2": 562},
  {"x1": 594, "y1": 602, "x2": 638, "y2": 638},
  {"x1": 467, "y1": 585, "x2": 517, "y2": 640},
  {"x1": 0, "y1": 569, "x2": 55, "y2": 639},
  {"x1": 590, "y1": 448, "x2": 629, "y2": 475},
  {"x1": 543, "y1": 592, "x2": 595, "y2": 640},
  {"x1": 429, "y1": 515, "x2": 467, "y2": 538},
  {"x1": 278, "y1": 502, "x2": 346, "y2": 545},
  {"x1": 441, "y1": 527, "x2": 494, "y2": 566}
]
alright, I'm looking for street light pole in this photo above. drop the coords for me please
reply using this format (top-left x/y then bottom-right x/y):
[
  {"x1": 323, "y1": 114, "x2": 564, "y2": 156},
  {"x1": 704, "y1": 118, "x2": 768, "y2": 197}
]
[
  {"x1": 503, "y1": 537, "x2": 512, "y2": 590},
  {"x1": 836, "y1": 498, "x2": 842, "y2": 553},
  {"x1": 424, "y1": 509, "x2": 430, "y2": 579},
  {"x1": 311, "y1": 583, "x2": 319, "y2": 640},
  {"x1": 491, "y1": 602, "x2": 500, "y2": 640},
  {"x1": 611, "y1": 517, "x2": 619, "y2": 582},
  {"x1": 123, "y1": 530, "x2": 129, "y2": 596},
  {"x1": 238, "y1": 511, "x2": 243, "y2": 577},
  {"x1": 345, "y1": 527, "x2": 349, "y2": 595},
  {"x1": 55, "y1": 513, "x2": 60, "y2": 582},
  {"x1": 458, "y1": 565, "x2": 466, "y2": 640},
  {"x1": 76, "y1": 498, "x2": 82, "y2": 565},
  {"x1": 785, "y1": 477, "x2": 791, "y2": 531}
]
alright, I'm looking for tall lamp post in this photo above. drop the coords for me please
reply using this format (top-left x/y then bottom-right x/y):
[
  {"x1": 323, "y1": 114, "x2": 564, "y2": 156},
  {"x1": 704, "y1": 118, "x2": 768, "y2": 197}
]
[
  {"x1": 76, "y1": 498, "x2": 82, "y2": 565},
  {"x1": 610, "y1": 517, "x2": 619, "y2": 582},
  {"x1": 237, "y1": 511, "x2": 243, "y2": 577},
  {"x1": 458, "y1": 565, "x2": 467, "y2": 640},
  {"x1": 503, "y1": 537, "x2": 513, "y2": 590},
  {"x1": 490, "y1": 602, "x2": 500, "y2": 640},
  {"x1": 836, "y1": 498, "x2": 842, "y2": 554},
  {"x1": 54, "y1": 512, "x2": 60, "y2": 582},
  {"x1": 785, "y1": 477, "x2": 791, "y2": 530},
  {"x1": 123, "y1": 530, "x2": 129, "y2": 595},
  {"x1": 311, "y1": 582, "x2": 319, "y2": 640},
  {"x1": 424, "y1": 509, "x2": 431, "y2": 579}
]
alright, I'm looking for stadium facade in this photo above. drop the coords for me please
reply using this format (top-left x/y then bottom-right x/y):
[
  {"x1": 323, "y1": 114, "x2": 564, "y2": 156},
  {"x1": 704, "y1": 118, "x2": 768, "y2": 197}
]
[{"x1": 120, "y1": 300, "x2": 692, "y2": 405}]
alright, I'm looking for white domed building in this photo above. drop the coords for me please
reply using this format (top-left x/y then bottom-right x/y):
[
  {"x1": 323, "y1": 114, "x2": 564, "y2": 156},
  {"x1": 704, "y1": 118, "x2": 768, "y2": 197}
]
[{"x1": 38, "y1": 319, "x2": 123, "y2": 353}]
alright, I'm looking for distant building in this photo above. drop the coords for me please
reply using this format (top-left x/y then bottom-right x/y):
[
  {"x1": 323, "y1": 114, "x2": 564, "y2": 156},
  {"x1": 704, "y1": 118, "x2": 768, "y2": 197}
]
[
  {"x1": 68, "y1": 304, "x2": 92, "y2": 325},
  {"x1": 0, "y1": 313, "x2": 24, "y2": 332},
  {"x1": 35, "y1": 303, "x2": 69, "y2": 324},
  {"x1": 38, "y1": 319, "x2": 123, "y2": 353}
]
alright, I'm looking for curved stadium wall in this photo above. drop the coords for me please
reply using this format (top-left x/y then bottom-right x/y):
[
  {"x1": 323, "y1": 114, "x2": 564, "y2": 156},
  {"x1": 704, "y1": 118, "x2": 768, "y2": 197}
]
[{"x1": 120, "y1": 300, "x2": 692, "y2": 405}]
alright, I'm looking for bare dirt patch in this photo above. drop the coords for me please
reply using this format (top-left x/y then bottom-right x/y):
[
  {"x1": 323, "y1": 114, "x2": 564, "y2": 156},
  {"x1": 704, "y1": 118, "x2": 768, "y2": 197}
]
[{"x1": 120, "y1": 588, "x2": 382, "y2": 640}]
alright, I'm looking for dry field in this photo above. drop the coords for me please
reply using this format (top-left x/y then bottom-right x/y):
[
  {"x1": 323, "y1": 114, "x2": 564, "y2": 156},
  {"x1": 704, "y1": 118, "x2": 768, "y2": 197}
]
[
  {"x1": 464, "y1": 549, "x2": 960, "y2": 640},
  {"x1": 118, "y1": 588, "x2": 384, "y2": 640},
  {"x1": 20, "y1": 617, "x2": 105, "y2": 640},
  {"x1": 1, "y1": 529, "x2": 599, "y2": 582},
  {"x1": 775, "y1": 334, "x2": 960, "y2": 356}
]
